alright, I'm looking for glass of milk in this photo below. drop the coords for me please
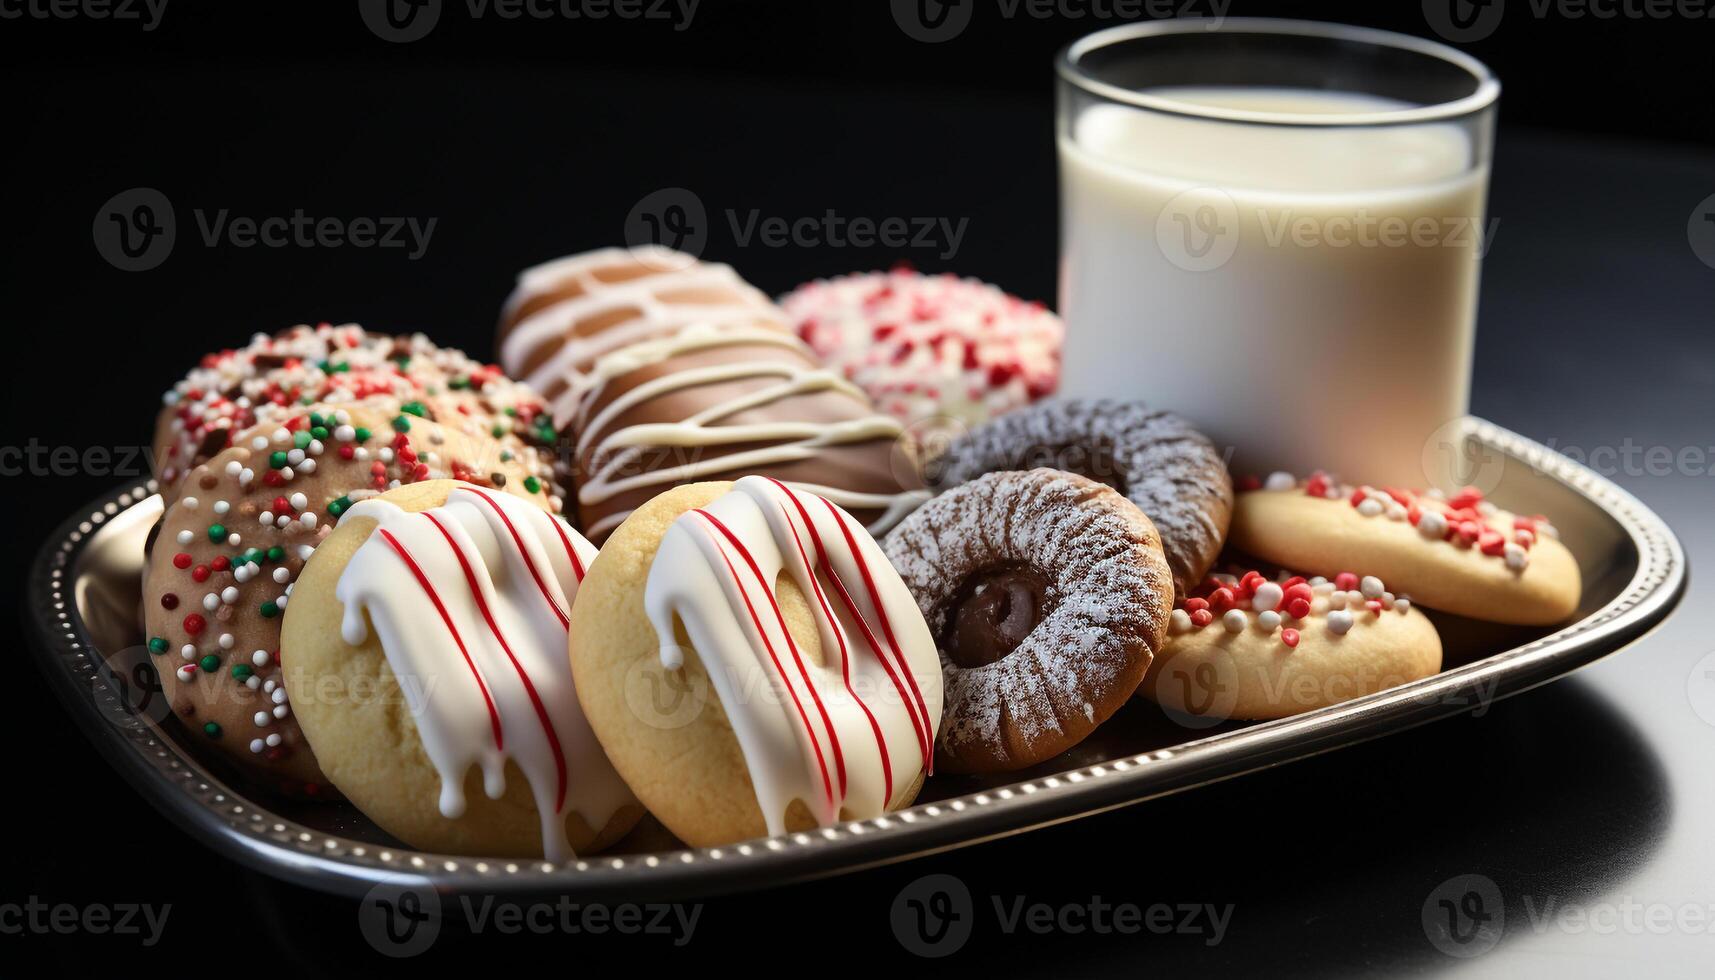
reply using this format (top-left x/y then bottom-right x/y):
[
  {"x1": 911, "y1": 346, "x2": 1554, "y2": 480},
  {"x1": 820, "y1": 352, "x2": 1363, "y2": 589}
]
[{"x1": 1056, "y1": 19, "x2": 1499, "y2": 490}]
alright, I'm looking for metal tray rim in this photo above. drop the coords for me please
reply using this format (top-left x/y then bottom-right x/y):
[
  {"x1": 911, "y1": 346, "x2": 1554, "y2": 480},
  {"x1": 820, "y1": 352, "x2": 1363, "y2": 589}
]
[{"x1": 27, "y1": 416, "x2": 1688, "y2": 901}]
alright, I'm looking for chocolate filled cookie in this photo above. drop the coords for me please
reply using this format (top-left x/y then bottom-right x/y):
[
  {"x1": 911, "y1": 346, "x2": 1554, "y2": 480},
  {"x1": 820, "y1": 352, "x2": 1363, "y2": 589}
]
[
  {"x1": 884, "y1": 468, "x2": 1173, "y2": 773},
  {"x1": 927, "y1": 400, "x2": 1232, "y2": 597}
]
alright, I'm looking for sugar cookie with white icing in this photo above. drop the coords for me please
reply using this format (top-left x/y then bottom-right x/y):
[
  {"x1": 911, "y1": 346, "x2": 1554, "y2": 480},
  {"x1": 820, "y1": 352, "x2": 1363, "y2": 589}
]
[
  {"x1": 1230, "y1": 475, "x2": 1580, "y2": 626},
  {"x1": 283, "y1": 480, "x2": 641, "y2": 859},
  {"x1": 1139, "y1": 568, "x2": 1442, "y2": 722},
  {"x1": 568, "y1": 478, "x2": 942, "y2": 848}
]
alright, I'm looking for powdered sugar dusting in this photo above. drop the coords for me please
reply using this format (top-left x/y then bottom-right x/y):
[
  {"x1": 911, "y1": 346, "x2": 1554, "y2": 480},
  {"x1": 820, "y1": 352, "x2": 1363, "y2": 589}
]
[
  {"x1": 928, "y1": 399, "x2": 1232, "y2": 596},
  {"x1": 884, "y1": 469, "x2": 1172, "y2": 771}
]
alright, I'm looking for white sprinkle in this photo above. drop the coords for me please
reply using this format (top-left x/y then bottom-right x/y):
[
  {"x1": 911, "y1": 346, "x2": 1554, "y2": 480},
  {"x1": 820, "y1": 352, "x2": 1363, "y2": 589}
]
[
  {"x1": 180, "y1": 644, "x2": 197, "y2": 660},
  {"x1": 1328, "y1": 592, "x2": 1347, "y2": 610},
  {"x1": 1169, "y1": 608, "x2": 1193, "y2": 634},
  {"x1": 300, "y1": 512, "x2": 318, "y2": 530},
  {"x1": 1395, "y1": 597, "x2": 1412, "y2": 613},
  {"x1": 1264, "y1": 471, "x2": 1296, "y2": 492},
  {"x1": 225, "y1": 461, "x2": 242, "y2": 477},
  {"x1": 272, "y1": 428, "x2": 291, "y2": 445},
  {"x1": 334, "y1": 424, "x2": 356, "y2": 442},
  {"x1": 251, "y1": 436, "x2": 268, "y2": 451},
  {"x1": 266, "y1": 733, "x2": 282, "y2": 747},
  {"x1": 271, "y1": 687, "x2": 288, "y2": 705},
  {"x1": 1222, "y1": 609, "x2": 1248, "y2": 633},
  {"x1": 259, "y1": 511, "x2": 274, "y2": 525},
  {"x1": 1251, "y1": 582, "x2": 1284, "y2": 612},
  {"x1": 290, "y1": 492, "x2": 308, "y2": 511},
  {"x1": 1417, "y1": 510, "x2": 1449, "y2": 538},
  {"x1": 272, "y1": 567, "x2": 290, "y2": 583},
  {"x1": 287, "y1": 448, "x2": 305, "y2": 466},
  {"x1": 239, "y1": 468, "x2": 255, "y2": 485},
  {"x1": 181, "y1": 496, "x2": 199, "y2": 510},
  {"x1": 202, "y1": 593, "x2": 219, "y2": 612},
  {"x1": 1357, "y1": 498, "x2": 1384, "y2": 517},
  {"x1": 221, "y1": 586, "x2": 238, "y2": 604},
  {"x1": 1258, "y1": 610, "x2": 1282, "y2": 631},
  {"x1": 213, "y1": 500, "x2": 231, "y2": 515},
  {"x1": 176, "y1": 529, "x2": 194, "y2": 545},
  {"x1": 219, "y1": 632, "x2": 234, "y2": 649},
  {"x1": 1328, "y1": 610, "x2": 1355, "y2": 635},
  {"x1": 299, "y1": 459, "x2": 317, "y2": 474},
  {"x1": 252, "y1": 649, "x2": 270, "y2": 667},
  {"x1": 249, "y1": 739, "x2": 264, "y2": 754},
  {"x1": 1504, "y1": 543, "x2": 1529, "y2": 570},
  {"x1": 273, "y1": 704, "x2": 290, "y2": 719},
  {"x1": 227, "y1": 533, "x2": 241, "y2": 547},
  {"x1": 254, "y1": 712, "x2": 270, "y2": 727},
  {"x1": 1361, "y1": 576, "x2": 1385, "y2": 598}
]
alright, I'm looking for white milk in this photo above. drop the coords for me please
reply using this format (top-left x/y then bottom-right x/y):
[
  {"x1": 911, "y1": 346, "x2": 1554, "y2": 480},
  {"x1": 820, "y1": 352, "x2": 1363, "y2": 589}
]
[{"x1": 1058, "y1": 88, "x2": 1490, "y2": 488}]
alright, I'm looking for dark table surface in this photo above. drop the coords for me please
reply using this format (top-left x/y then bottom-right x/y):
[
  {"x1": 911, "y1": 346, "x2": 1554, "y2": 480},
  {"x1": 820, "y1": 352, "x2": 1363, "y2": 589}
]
[{"x1": 4, "y1": 49, "x2": 1714, "y2": 977}]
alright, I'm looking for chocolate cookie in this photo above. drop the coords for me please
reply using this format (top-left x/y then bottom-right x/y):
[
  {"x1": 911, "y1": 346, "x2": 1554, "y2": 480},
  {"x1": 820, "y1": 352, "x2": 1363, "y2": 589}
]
[
  {"x1": 927, "y1": 399, "x2": 1231, "y2": 597},
  {"x1": 884, "y1": 468, "x2": 1173, "y2": 773}
]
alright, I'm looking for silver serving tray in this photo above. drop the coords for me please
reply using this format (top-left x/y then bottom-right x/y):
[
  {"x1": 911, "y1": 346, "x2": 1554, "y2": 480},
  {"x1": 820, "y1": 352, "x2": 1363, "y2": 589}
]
[{"x1": 28, "y1": 417, "x2": 1686, "y2": 902}]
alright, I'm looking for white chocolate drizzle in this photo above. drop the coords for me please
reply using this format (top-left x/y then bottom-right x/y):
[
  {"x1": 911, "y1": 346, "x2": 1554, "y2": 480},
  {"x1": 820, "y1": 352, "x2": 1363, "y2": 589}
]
[
  {"x1": 643, "y1": 477, "x2": 941, "y2": 834},
  {"x1": 500, "y1": 247, "x2": 787, "y2": 428},
  {"x1": 575, "y1": 326, "x2": 929, "y2": 540},
  {"x1": 335, "y1": 486, "x2": 635, "y2": 860}
]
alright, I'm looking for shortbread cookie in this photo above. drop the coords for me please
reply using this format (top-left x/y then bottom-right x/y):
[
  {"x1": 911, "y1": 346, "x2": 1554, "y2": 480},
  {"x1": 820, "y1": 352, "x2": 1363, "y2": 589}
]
[
  {"x1": 568, "y1": 478, "x2": 942, "y2": 848},
  {"x1": 141, "y1": 405, "x2": 546, "y2": 792},
  {"x1": 927, "y1": 400, "x2": 1231, "y2": 597},
  {"x1": 1230, "y1": 475, "x2": 1580, "y2": 625},
  {"x1": 1140, "y1": 568, "x2": 1442, "y2": 721},
  {"x1": 884, "y1": 469, "x2": 1173, "y2": 773},
  {"x1": 282, "y1": 480, "x2": 640, "y2": 858}
]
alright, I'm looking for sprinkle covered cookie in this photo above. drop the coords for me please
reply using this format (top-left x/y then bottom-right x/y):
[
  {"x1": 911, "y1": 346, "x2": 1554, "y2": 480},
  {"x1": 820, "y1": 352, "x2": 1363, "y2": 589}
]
[
  {"x1": 1229, "y1": 474, "x2": 1581, "y2": 626},
  {"x1": 141, "y1": 404, "x2": 549, "y2": 791}
]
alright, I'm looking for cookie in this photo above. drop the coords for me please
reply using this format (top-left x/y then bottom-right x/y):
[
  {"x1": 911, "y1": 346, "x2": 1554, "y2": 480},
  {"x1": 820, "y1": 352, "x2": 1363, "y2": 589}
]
[
  {"x1": 1139, "y1": 568, "x2": 1442, "y2": 722},
  {"x1": 568, "y1": 478, "x2": 942, "y2": 848},
  {"x1": 927, "y1": 399, "x2": 1232, "y2": 597},
  {"x1": 780, "y1": 267, "x2": 1062, "y2": 427},
  {"x1": 884, "y1": 469, "x2": 1173, "y2": 773},
  {"x1": 282, "y1": 480, "x2": 641, "y2": 859},
  {"x1": 141, "y1": 404, "x2": 548, "y2": 792},
  {"x1": 154, "y1": 322, "x2": 559, "y2": 505},
  {"x1": 1229, "y1": 474, "x2": 1580, "y2": 625}
]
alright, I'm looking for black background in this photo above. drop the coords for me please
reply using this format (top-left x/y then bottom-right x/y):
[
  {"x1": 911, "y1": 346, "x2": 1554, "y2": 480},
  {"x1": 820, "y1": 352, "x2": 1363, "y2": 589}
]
[{"x1": 4, "y1": 0, "x2": 1714, "y2": 974}]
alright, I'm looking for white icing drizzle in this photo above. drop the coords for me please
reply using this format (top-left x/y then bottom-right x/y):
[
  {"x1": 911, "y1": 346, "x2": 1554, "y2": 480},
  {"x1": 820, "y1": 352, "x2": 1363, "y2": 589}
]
[
  {"x1": 574, "y1": 325, "x2": 924, "y2": 540},
  {"x1": 643, "y1": 477, "x2": 941, "y2": 834},
  {"x1": 335, "y1": 486, "x2": 635, "y2": 860},
  {"x1": 500, "y1": 247, "x2": 787, "y2": 427}
]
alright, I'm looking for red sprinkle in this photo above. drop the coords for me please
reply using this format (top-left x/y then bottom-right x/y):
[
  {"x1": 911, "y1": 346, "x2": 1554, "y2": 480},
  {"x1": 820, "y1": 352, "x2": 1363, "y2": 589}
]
[
  {"x1": 1335, "y1": 572, "x2": 1358, "y2": 591},
  {"x1": 1190, "y1": 609, "x2": 1214, "y2": 628},
  {"x1": 182, "y1": 614, "x2": 206, "y2": 635},
  {"x1": 1183, "y1": 597, "x2": 1209, "y2": 613},
  {"x1": 1286, "y1": 597, "x2": 1312, "y2": 620},
  {"x1": 192, "y1": 565, "x2": 211, "y2": 583},
  {"x1": 161, "y1": 593, "x2": 178, "y2": 609},
  {"x1": 1281, "y1": 628, "x2": 1300, "y2": 649},
  {"x1": 172, "y1": 553, "x2": 192, "y2": 569}
]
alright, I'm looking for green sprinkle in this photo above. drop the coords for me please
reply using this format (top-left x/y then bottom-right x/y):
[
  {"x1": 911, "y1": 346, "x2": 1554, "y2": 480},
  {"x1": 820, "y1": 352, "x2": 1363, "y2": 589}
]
[
  {"x1": 309, "y1": 412, "x2": 326, "y2": 429},
  {"x1": 499, "y1": 451, "x2": 513, "y2": 463},
  {"x1": 402, "y1": 401, "x2": 427, "y2": 418},
  {"x1": 391, "y1": 415, "x2": 411, "y2": 433},
  {"x1": 198, "y1": 654, "x2": 220, "y2": 673},
  {"x1": 259, "y1": 601, "x2": 280, "y2": 619},
  {"x1": 354, "y1": 427, "x2": 372, "y2": 443},
  {"x1": 202, "y1": 722, "x2": 222, "y2": 738},
  {"x1": 300, "y1": 394, "x2": 316, "y2": 405},
  {"x1": 239, "y1": 548, "x2": 263, "y2": 567},
  {"x1": 311, "y1": 425, "x2": 330, "y2": 441},
  {"x1": 148, "y1": 637, "x2": 168, "y2": 654},
  {"x1": 449, "y1": 377, "x2": 470, "y2": 390},
  {"x1": 206, "y1": 523, "x2": 227, "y2": 543},
  {"x1": 293, "y1": 430, "x2": 312, "y2": 450},
  {"x1": 328, "y1": 495, "x2": 351, "y2": 517},
  {"x1": 491, "y1": 424, "x2": 506, "y2": 438},
  {"x1": 266, "y1": 546, "x2": 285, "y2": 562},
  {"x1": 231, "y1": 664, "x2": 253, "y2": 681},
  {"x1": 523, "y1": 476, "x2": 541, "y2": 494},
  {"x1": 269, "y1": 450, "x2": 288, "y2": 470}
]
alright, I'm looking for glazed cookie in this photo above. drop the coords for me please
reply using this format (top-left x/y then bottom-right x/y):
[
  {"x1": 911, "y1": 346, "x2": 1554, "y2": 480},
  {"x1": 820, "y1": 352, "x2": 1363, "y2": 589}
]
[
  {"x1": 1140, "y1": 568, "x2": 1442, "y2": 722},
  {"x1": 282, "y1": 481, "x2": 641, "y2": 859},
  {"x1": 883, "y1": 469, "x2": 1173, "y2": 773},
  {"x1": 569, "y1": 478, "x2": 942, "y2": 848},
  {"x1": 781, "y1": 267, "x2": 1063, "y2": 427},
  {"x1": 1230, "y1": 474, "x2": 1580, "y2": 625},
  {"x1": 154, "y1": 322, "x2": 559, "y2": 504},
  {"x1": 927, "y1": 399, "x2": 1232, "y2": 597},
  {"x1": 141, "y1": 404, "x2": 549, "y2": 792}
]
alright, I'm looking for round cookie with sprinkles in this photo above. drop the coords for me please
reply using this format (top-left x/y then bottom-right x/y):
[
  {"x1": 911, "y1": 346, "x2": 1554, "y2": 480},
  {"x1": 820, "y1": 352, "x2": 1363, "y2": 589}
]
[
  {"x1": 1139, "y1": 567, "x2": 1442, "y2": 722},
  {"x1": 141, "y1": 404, "x2": 550, "y2": 792},
  {"x1": 153, "y1": 322, "x2": 559, "y2": 506},
  {"x1": 781, "y1": 267, "x2": 1063, "y2": 428},
  {"x1": 1229, "y1": 473, "x2": 1581, "y2": 626}
]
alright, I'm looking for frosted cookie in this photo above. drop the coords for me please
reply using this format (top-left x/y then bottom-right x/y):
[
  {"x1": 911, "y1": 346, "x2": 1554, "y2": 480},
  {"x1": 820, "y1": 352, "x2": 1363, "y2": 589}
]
[
  {"x1": 1140, "y1": 568, "x2": 1442, "y2": 722},
  {"x1": 1230, "y1": 474, "x2": 1580, "y2": 626},
  {"x1": 780, "y1": 267, "x2": 1062, "y2": 427},
  {"x1": 154, "y1": 322, "x2": 558, "y2": 505},
  {"x1": 141, "y1": 405, "x2": 546, "y2": 792},
  {"x1": 568, "y1": 478, "x2": 941, "y2": 848},
  {"x1": 282, "y1": 481, "x2": 640, "y2": 859},
  {"x1": 927, "y1": 400, "x2": 1232, "y2": 597},
  {"x1": 884, "y1": 469, "x2": 1173, "y2": 773}
]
